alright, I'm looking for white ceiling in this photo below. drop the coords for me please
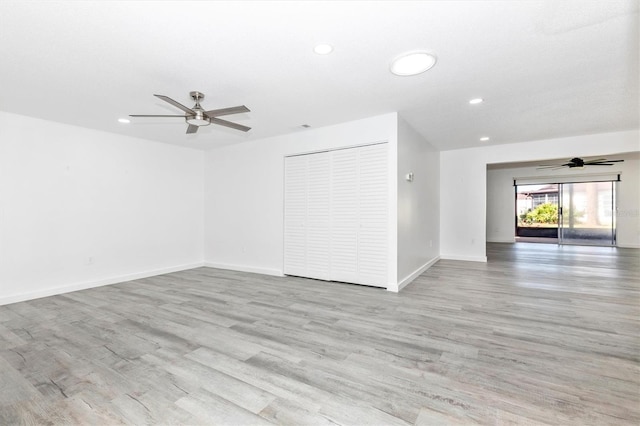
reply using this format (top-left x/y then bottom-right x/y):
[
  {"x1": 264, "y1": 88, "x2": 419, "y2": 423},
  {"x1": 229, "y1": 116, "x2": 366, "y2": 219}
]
[{"x1": 0, "y1": 0, "x2": 638, "y2": 151}]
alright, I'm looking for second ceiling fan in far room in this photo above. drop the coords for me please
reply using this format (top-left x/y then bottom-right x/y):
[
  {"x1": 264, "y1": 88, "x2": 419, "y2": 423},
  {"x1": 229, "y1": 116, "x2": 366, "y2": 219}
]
[{"x1": 536, "y1": 157, "x2": 624, "y2": 170}]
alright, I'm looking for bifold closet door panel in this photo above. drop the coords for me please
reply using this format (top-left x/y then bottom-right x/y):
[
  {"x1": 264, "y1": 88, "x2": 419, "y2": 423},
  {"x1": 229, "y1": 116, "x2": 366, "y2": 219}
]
[
  {"x1": 356, "y1": 144, "x2": 388, "y2": 286},
  {"x1": 329, "y1": 148, "x2": 359, "y2": 284},
  {"x1": 284, "y1": 155, "x2": 307, "y2": 277},
  {"x1": 284, "y1": 152, "x2": 331, "y2": 280},
  {"x1": 305, "y1": 152, "x2": 331, "y2": 280}
]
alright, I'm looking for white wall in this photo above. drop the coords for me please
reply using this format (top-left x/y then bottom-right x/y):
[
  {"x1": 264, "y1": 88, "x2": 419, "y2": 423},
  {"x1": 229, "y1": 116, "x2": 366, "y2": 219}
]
[
  {"x1": 441, "y1": 130, "x2": 639, "y2": 261},
  {"x1": 396, "y1": 117, "x2": 440, "y2": 290},
  {"x1": 0, "y1": 111, "x2": 204, "y2": 305},
  {"x1": 616, "y1": 157, "x2": 640, "y2": 247},
  {"x1": 3, "y1": 109, "x2": 634, "y2": 304},
  {"x1": 487, "y1": 155, "x2": 640, "y2": 247},
  {"x1": 486, "y1": 167, "x2": 518, "y2": 243},
  {"x1": 204, "y1": 113, "x2": 399, "y2": 286}
]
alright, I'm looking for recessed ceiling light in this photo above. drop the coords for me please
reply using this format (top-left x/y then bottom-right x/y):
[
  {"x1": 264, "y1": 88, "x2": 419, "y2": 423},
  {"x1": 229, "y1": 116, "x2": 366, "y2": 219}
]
[
  {"x1": 480, "y1": 136, "x2": 490, "y2": 142},
  {"x1": 118, "y1": 118, "x2": 130, "y2": 124},
  {"x1": 469, "y1": 98, "x2": 484, "y2": 104},
  {"x1": 390, "y1": 51, "x2": 437, "y2": 76},
  {"x1": 314, "y1": 44, "x2": 333, "y2": 55}
]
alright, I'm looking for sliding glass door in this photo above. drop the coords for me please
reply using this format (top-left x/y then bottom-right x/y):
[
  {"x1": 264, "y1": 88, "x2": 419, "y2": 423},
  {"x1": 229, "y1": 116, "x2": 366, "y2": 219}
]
[
  {"x1": 516, "y1": 184, "x2": 559, "y2": 241},
  {"x1": 558, "y1": 181, "x2": 616, "y2": 246},
  {"x1": 515, "y1": 178, "x2": 618, "y2": 247}
]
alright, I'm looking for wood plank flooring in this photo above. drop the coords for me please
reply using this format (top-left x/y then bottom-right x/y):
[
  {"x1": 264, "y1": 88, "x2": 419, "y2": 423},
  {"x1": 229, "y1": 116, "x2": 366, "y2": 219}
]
[{"x1": 0, "y1": 243, "x2": 638, "y2": 425}]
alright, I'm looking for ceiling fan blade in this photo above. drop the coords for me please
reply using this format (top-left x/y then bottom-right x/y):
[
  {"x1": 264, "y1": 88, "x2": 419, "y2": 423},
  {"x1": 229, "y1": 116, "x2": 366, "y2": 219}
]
[
  {"x1": 205, "y1": 105, "x2": 250, "y2": 117},
  {"x1": 186, "y1": 124, "x2": 199, "y2": 134},
  {"x1": 585, "y1": 160, "x2": 624, "y2": 164},
  {"x1": 129, "y1": 114, "x2": 187, "y2": 117},
  {"x1": 584, "y1": 163, "x2": 613, "y2": 166},
  {"x1": 154, "y1": 94, "x2": 195, "y2": 114},
  {"x1": 537, "y1": 164, "x2": 569, "y2": 170},
  {"x1": 211, "y1": 117, "x2": 251, "y2": 132}
]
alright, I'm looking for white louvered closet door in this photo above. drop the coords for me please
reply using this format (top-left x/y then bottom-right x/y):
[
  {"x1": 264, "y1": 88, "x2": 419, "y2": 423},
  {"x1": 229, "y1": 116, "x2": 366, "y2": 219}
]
[
  {"x1": 284, "y1": 152, "x2": 331, "y2": 280},
  {"x1": 329, "y1": 148, "x2": 360, "y2": 284},
  {"x1": 355, "y1": 144, "x2": 388, "y2": 286},
  {"x1": 284, "y1": 143, "x2": 388, "y2": 288},
  {"x1": 305, "y1": 152, "x2": 331, "y2": 280},
  {"x1": 329, "y1": 143, "x2": 388, "y2": 287}
]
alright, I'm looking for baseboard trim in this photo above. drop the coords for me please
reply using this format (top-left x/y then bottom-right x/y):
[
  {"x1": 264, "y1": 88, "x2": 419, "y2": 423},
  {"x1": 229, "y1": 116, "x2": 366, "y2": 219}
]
[
  {"x1": 487, "y1": 238, "x2": 516, "y2": 243},
  {"x1": 203, "y1": 262, "x2": 284, "y2": 277},
  {"x1": 617, "y1": 244, "x2": 640, "y2": 249},
  {"x1": 440, "y1": 254, "x2": 488, "y2": 263},
  {"x1": 389, "y1": 256, "x2": 441, "y2": 293},
  {"x1": 0, "y1": 262, "x2": 205, "y2": 306}
]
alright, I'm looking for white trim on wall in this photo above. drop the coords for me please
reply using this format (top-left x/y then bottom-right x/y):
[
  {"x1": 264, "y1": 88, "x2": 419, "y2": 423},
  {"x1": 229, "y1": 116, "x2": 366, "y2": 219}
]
[
  {"x1": 391, "y1": 255, "x2": 440, "y2": 292},
  {"x1": 0, "y1": 262, "x2": 204, "y2": 306},
  {"x1": 488, "y1": 238, "x2": 516, "y2": 243},
  {"x1": 283, "y1": 140, "x2": 390, "y2": 158},
  {"x1": 204, "y1": 262, "x2": 284, "y2": 277},
  {"x1": 440, "y1": 254, "x2": 488, "y2": 262}
]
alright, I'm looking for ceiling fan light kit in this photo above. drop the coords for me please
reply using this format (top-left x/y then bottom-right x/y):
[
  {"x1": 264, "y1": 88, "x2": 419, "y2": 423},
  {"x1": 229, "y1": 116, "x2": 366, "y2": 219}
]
[
  {"x1": 130, "y1": 91, "x2": 251, "y2": 134},
  {"x1": 185, "y1": 92, "x2": 210, "y2": 127}
]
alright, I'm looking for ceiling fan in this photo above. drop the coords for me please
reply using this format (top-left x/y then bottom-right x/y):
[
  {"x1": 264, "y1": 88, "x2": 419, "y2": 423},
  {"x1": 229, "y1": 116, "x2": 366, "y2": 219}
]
[
  {"x1": 537, "y1": 157, "x2": 624, "y2": 170},
  {"x1": 130, "y1": 91, "x2": 250, "y2": 134}
]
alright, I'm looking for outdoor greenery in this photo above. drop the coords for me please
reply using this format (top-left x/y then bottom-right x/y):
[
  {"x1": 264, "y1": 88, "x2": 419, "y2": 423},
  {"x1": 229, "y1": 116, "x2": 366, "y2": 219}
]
[{"x1": 519, "y1": 202, "x2": 559, "y2": 225}]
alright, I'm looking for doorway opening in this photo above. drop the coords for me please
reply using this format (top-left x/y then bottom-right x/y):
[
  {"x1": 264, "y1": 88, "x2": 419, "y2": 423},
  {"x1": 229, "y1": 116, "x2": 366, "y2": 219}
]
[{"x1": 515, "y1": 180, "x2": 617, "y2": 246}]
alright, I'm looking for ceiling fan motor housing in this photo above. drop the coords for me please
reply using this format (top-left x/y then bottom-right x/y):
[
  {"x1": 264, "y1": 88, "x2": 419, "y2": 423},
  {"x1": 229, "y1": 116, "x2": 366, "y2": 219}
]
[
  {"x1": 186, "y1": 91, "x2": 210, "y2": 126},
  {"x1": 569, "y1": 157, "x2": 584, "y2": 167}
]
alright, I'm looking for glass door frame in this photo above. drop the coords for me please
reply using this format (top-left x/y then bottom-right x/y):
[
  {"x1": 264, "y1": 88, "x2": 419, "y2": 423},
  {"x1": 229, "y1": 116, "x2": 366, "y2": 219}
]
[
  {"x1": 558, "y1": 181, "x2": 617, "y2": 246},
  {"x1": 513, "y1": 176, "x2": 620, "y2": 247}
]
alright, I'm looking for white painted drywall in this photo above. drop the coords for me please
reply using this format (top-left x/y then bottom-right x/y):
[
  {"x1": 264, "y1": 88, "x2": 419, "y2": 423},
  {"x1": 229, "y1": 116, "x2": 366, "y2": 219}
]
[
  {"x1": 0, "y1": 111, "x2": 204, "y2": 305},
  {"x1": 204, "y1": 113, "x2": 399, "y2": 287},
  {"x1": 487, "y1": 155, "x2": 640, "y2": 247},
  {"x1": 616, "y1": 157, "x2": 640, "y2": 248},
  {"x1": 486, "y1": 168, "x2": 517, "y2": 243},
  {"x1": 441, "y1": 130, "x2": 639, "y2": 260},
  {"x1": 396, "y1": 117, "x2": 440, "y2": 290}
]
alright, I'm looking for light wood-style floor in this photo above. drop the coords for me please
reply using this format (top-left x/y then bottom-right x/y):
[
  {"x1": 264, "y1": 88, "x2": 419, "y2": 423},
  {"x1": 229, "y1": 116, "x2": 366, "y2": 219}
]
[{"x1": 1, "y1": 243, "x2": 638, "y2": 425}]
